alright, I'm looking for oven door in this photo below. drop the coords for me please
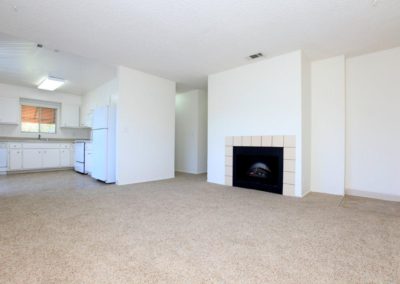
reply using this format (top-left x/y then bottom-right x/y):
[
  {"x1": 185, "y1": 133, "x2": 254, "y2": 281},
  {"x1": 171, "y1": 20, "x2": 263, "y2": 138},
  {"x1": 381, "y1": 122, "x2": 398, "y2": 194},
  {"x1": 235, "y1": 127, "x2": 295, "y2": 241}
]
[{"x1": 74, "y1": 142, "x2": 85, "y2": 163}]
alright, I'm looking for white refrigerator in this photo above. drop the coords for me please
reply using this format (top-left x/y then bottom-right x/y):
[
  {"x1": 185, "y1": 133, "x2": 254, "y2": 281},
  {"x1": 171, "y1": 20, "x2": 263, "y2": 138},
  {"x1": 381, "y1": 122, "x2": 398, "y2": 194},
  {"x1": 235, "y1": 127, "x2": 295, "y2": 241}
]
[{"x1": 91, "y1": 106, "x2": 116, "y2": 183}]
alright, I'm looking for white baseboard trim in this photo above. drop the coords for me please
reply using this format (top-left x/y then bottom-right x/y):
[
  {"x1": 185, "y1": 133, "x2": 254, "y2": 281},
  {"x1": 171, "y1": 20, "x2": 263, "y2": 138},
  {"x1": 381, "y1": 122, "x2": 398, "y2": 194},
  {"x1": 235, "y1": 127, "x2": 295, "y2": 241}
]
[
  {"x1": 346, "y1": 189, "x2": 400, "y2": 202},
  {"x1": 175, "y1": 170, "x2": 207, "y2": 175},
  {"x1": 6, "y1": 167, "x2": 73, "y2": 174},
  {"x1": 310, "y1": 188, "x2": 345, "y2": 197}
]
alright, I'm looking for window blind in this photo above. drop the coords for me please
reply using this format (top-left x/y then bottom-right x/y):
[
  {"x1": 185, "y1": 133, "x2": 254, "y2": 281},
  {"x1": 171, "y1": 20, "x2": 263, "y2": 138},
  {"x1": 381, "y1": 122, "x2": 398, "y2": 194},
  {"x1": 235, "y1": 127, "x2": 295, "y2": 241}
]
[{"x1": 21, "y1": 105, "x2": 57, "y2": 134}]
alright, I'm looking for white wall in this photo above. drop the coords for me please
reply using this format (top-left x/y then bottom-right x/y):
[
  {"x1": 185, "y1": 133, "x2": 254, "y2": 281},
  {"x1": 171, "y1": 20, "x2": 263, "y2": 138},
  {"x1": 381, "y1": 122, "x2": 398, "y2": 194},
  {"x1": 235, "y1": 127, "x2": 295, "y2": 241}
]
[
  {"x1": 310, "y1": 56, "x2": 345, "y2": 196},
  {"x1": 346, "y1": 47, "x2": 400, "y2": 199},
  {"x1": 175, "y1": 89, "x2": 207, "y2": 174},
  {"x1": 197, "y1": 89, "x2": 208, "y2": 173},
  {"x1": 175, "y1": 91, "x2": 197, "y2": 173},
  {"x1": 0, "y1": 82, "x2": 90, "y2": 139},
  {"x1": 301, "y1": 53, "x2": 312, "y2": 196},
  {"x1": 208, "y1": 51, "x2": 307, "y2": 196},
  {"x1": 116, "y1": 66, "x2": 176, "y2": 185},
  {"x1": 207, "y1": 46, "x2": 399, "y2": 200}
]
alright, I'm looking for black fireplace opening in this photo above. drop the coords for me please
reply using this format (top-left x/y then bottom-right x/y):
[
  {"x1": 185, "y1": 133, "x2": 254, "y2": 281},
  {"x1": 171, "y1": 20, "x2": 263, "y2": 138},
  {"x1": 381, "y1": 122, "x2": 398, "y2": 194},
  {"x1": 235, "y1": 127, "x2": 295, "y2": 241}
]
[{"x1": 233, "y1": 146, "x2": 283, "y2": 194}]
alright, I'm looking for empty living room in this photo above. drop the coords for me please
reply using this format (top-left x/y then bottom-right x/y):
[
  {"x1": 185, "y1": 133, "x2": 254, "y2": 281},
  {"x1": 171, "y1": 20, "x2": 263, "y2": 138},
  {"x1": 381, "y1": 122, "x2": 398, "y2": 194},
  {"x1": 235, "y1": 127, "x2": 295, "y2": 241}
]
[{"x1": 0, "y1": 1, "x2": 399, "y2": 283}]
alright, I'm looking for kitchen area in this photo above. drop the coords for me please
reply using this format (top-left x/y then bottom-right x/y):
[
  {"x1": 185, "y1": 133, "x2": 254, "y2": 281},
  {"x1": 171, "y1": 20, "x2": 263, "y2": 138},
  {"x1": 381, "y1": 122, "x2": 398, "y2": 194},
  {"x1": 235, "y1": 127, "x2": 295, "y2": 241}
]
[
  {"x1": 0, "y1": 33, "x2": 117, "y2": 183},
  {"x1": 0, "y1": 92, "x2": 115, "y2": 183},
  {"x1": 0, "y1": 90, "x2": 116, "y2": 184}
]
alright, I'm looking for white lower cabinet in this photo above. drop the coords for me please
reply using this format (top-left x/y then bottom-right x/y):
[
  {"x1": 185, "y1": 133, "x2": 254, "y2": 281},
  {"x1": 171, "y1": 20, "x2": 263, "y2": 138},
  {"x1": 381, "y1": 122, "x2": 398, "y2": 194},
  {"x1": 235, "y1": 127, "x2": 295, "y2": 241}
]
[
  {"x1": 70, "y1": 150, "x2": 74, "y2": 167},
  {"x1": 42, "y1": 149, "x2": 60, "y2": 168},
  {"x1": 9, "y1": 149, "x2": 22, "y2": 170},
  {"x1": 7, "y1": 142, "x2": 74, "y2": 171},
  {"x1": 60, "y1": 149, "x2": 71, "y2": 167},
  {"x1": 23, "y1": 149, "x2": 42, "y2": 169}
]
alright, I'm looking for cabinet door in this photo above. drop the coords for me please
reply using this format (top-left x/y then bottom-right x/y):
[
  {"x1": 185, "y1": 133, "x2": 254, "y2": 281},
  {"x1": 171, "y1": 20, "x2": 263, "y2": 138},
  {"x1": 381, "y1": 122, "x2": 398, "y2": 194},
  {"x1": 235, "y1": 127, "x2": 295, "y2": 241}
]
[
  {"x1": 80, "y1": 108, "x2": 93, "y2": 128},
  {"x1": 0, "y1": 97, "x2": 19, "y2": 124},
  {"x1": 69, "y1": 148, "x2": 74, "y2": 167},
  {"x1": 42, "y1": 149, "x2": 60, "y2": 168},
  {"x1": 60, "y1": 149, "x2": 71, "y2": 167},
  {"x1": 61, "y1": 103, "x2": 80, "y2": 128},
  {"x1": 9, "y1": 149, "x2": 22, "y2": 170},
  {"x1": 23, "y1": 149, "x2": 42, "y2": 169}
]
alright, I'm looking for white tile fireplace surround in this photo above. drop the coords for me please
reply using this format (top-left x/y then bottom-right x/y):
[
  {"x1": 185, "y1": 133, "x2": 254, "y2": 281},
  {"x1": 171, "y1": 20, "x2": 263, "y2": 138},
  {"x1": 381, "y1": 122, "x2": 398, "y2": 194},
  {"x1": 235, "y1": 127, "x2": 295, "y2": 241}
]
[{"x1": 225, "y1": 135, "x2": 296, "y2": 196}]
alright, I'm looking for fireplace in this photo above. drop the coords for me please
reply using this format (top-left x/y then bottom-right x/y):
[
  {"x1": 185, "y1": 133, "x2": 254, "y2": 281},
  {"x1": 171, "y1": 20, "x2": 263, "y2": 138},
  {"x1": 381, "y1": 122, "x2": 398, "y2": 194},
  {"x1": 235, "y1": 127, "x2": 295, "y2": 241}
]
[
  {"x1": 233, "y1": 146, "x2": 283, "y2": 194},
  {"x1": 225, "y1": 135, "x2": 296, "y2": 196}
]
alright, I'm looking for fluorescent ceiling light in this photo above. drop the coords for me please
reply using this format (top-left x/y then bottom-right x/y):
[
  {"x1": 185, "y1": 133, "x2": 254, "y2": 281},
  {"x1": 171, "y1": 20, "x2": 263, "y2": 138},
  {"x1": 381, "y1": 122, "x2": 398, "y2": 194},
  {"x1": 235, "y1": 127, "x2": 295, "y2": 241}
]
[{"x1": 37, "y1": 77, "x2": 65, "y2": 91}]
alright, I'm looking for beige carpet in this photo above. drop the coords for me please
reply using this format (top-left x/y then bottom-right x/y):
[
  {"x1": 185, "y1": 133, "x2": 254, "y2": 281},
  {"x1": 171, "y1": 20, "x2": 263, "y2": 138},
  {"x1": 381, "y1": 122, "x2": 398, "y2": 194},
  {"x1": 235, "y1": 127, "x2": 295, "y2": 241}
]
[{"x1": 0, "y1": 171, "x2": 399, "y2": 283}]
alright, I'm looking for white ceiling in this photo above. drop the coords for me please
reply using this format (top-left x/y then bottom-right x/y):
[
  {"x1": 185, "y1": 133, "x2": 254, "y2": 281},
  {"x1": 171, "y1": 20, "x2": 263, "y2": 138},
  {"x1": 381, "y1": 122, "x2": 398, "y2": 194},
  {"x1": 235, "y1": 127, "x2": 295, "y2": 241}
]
[
  {"x1": 0, "y1": 0, "x2": 399, "y2": 91},
  {"x1": 0, "y1": 33, "x2": 116, "y2": 95}
]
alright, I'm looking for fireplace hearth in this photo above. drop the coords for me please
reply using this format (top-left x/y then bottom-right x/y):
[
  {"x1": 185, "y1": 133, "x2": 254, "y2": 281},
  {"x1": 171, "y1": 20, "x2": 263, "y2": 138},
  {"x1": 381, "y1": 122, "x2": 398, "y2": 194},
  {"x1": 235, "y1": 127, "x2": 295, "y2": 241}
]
[{"x1": 233, "y1": 146, "x2": 283, "y2": 194}]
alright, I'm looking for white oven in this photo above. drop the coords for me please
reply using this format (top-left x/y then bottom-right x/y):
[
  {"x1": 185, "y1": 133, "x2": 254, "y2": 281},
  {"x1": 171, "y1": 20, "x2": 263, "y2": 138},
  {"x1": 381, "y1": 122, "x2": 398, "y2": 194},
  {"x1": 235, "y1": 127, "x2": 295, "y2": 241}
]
[{"x1": 74, "y1": 141, "x2": 86, "y2": 174}]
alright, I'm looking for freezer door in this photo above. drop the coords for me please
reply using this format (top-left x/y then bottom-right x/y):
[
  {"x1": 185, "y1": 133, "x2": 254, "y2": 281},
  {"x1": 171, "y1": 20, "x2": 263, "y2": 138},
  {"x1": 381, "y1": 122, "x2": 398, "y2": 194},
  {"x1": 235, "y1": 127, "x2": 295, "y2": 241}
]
[
  {"x1": 92, "y1": 106, "x2": 108, "y2": 129},
  {"x1": 91, "y1": 129, "x2": 107, "y2": 181}
]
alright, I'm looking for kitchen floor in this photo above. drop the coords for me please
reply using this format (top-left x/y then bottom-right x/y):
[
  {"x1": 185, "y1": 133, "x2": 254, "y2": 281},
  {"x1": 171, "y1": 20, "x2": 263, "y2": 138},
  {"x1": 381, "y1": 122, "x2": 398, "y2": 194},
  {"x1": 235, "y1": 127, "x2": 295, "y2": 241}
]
[
  {"x1": 0, "y1": 171, "x2": 399, "y2": 283},
  {"x1": 0, "y1": 170, "x2": 108, "y2": 196}
]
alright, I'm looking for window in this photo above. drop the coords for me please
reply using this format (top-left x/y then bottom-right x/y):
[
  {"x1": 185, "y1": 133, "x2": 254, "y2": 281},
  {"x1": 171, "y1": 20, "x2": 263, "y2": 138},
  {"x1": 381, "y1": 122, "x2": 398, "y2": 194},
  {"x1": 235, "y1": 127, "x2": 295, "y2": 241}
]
[{"x1": 21, "y1": 105, "x2": 56, "y2": 134}]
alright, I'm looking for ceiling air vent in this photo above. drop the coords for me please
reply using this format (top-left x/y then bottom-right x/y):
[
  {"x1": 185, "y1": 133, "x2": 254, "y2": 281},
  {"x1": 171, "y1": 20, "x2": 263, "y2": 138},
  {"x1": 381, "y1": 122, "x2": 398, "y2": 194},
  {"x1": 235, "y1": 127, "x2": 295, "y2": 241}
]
[{"x1": 248, "y1": 52, "x2": 263, "y2": 60}]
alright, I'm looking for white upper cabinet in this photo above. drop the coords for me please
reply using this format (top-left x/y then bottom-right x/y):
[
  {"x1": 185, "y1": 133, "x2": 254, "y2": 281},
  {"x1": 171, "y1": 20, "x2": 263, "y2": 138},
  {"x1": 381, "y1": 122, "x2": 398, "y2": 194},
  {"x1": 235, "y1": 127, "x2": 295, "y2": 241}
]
[
  {"x1": 0, "y1": 97, "x2": 19, "y2": 124},
  {"x1": 61, "y1": 103, "x2": 80, "y2": 128},
  {"x1": 80, "y1": 108, "x2": 94, "y2": 128}
]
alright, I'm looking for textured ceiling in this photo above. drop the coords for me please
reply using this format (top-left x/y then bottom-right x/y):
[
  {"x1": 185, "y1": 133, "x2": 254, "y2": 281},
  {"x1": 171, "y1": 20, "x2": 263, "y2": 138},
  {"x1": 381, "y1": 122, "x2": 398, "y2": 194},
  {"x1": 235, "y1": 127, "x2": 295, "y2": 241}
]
[
  {"x1": 0, "y1": 0, "x2": 399, "y2": 91},
  {"x1": 0, "y1": 33, "x2": 116, "y2": 95}
]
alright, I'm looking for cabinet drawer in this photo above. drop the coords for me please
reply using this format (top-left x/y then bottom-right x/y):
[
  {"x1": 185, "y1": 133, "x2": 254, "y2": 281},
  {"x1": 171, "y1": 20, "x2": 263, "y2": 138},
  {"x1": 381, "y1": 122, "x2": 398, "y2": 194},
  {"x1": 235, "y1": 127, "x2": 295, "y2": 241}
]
[
  {"x1": 23, "y1": 143, "x2": 60, "y2": 149},
  {"x1": 22, "y1": 143, "x2": 44, "y2": 149},
  {"x1": 8, "y1": 143, "x2": 22, "y2": 149},
  {"x1": 42, "y1": 143, "x2": 61, "y2": 149},
  {"x1": 59, "y1": 143, "x2": 72, "y2": 149}
]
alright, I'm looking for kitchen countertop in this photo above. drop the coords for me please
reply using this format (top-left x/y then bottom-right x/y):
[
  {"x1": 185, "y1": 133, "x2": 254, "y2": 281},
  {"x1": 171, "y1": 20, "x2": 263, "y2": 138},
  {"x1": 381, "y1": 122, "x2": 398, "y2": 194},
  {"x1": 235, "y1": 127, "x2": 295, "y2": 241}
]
[{"x1": 0, "y1": 137, "x2": 84, "y2": 143}]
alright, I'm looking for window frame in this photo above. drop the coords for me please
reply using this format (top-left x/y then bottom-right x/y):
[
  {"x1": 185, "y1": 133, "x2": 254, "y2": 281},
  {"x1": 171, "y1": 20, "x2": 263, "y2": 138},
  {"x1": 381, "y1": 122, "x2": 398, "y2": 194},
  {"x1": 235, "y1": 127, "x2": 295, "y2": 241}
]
[{"x1": 20, "y1": 100, "x2": 59, "y2": 135}]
